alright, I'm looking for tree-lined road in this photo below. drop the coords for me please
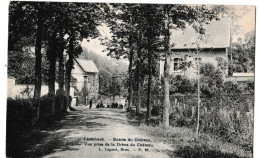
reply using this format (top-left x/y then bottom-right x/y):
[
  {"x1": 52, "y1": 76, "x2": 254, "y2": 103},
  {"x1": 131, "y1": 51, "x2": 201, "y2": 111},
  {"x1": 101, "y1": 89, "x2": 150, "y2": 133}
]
[{"x1": 23, "y1": 107, "x2": 174, "y2": 158}]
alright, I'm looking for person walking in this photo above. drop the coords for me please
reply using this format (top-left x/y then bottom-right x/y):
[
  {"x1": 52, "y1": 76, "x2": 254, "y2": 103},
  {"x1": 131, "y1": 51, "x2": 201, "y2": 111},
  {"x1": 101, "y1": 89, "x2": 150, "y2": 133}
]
[{"x1": 89, "y1": 99, "x2": 93, "y2": 109}]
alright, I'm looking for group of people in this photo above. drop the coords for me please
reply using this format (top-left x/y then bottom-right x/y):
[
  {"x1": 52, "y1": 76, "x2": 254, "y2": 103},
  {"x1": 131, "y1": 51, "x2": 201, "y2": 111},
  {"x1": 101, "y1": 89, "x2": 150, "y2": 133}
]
[
  {"x1": 88, "y1": 99, "x2": 104, "y2": 108},
  {"x1": 87, "y1": 97, "x2": 128, "y2": 109}
]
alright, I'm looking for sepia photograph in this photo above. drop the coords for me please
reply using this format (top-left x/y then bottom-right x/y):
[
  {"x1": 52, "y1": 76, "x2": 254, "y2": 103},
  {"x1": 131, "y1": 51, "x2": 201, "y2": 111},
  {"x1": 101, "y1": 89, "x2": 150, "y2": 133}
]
[{"x1": 5, "y1": 1, "x2": 256, "y2": 157}]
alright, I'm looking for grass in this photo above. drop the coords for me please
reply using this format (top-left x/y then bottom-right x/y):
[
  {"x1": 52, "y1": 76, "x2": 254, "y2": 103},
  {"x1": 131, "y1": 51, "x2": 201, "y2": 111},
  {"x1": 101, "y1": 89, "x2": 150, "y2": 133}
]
[
  {"x1": 138, "y1": 124, "x2": 252, "y2": 158},
  {"x1": 126, "y1": 109, "x2": 252, "y2": 158}
]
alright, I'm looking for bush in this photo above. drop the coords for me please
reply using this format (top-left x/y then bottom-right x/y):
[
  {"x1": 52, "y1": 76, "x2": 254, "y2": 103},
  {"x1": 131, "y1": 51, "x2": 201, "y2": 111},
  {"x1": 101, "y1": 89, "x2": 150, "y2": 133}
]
[
  {"x1": 7, "y1": 98, "x2": 38, "y2": 133},
  {"x1": 168, "y1": 94, "x2": 254, "y2": 151},
  {"x1": 54, "y1": 93, "x2": 67, "y2": 115},
  {"x1": 6, "y1": 94, "x2": 70, "y2": 156},
  {"x1": 169, "y1": 75, "x2": 196, "y2": 94},
  {"x1": 39, "y1": 95, "x2": 55, "y2": 123},
  {"x1": 151, "y1": 106, "x2": 161, "y2": 116},
  {"x1": 200, "y1": 63, "x2": 224, "y2": 97},
  {"x1": 6, "y1": 98, "x2": 39, "y2": 156},
  {"x1": 223, "y1": 81, "x2": 242, "y2": 94},
  {"x1": 246, "y1": 80, "x2": 254, "y2": 93}
]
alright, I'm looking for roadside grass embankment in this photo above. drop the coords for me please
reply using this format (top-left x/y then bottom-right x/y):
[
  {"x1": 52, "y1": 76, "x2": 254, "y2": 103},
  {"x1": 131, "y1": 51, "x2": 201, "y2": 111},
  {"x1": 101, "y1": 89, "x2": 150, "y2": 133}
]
[{"x1": 126, "y1": 109, "x2": 252, "y2": 158}]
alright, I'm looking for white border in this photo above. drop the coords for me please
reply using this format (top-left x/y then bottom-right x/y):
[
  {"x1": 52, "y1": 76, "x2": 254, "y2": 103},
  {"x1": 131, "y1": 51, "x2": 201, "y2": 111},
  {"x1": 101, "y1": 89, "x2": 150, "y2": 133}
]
[{"x1": 0, "y1": 0, "x2": 259, "y2": 157}]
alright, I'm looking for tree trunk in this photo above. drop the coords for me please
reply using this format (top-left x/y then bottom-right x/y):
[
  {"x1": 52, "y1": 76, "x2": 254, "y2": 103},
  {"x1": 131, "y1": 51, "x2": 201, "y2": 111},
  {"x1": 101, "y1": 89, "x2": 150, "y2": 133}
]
[
  {"x1": 48, "y1": 32, "x2": 57, "y2": 96},
  {"x1": 34, "y1": 7, "x2": 43, "y2": 100},
  {"x1": 136, "y1": 31, "x2": 142, "y2": 115},
  {"x1": 162, "y1": 58, "x2": 170, "y2": 128},
  {"x1": 65, "y1": 33, "x2": 75, "y2": 111},
  {"x1": 147, "y1": 50, "x2": 152, "y2": 121},
  {"x1": 48, "y1": 55, "x2": 56, "y2": 95},
  {"x1": 162, "y1": 9, "x2": 171, "y2": 128},
  {"x1": 128, "y1": 43, "x2": 134, "y2": 109},
  {"x1": 136, "y1": 58, "x2": 141, "y2": 115},
  {"x1": 196, "y1": 46, "x2": 201, "y2": 136},
  {"x1": 58, "y1": 42, "x2": 65, "y2": 92}
]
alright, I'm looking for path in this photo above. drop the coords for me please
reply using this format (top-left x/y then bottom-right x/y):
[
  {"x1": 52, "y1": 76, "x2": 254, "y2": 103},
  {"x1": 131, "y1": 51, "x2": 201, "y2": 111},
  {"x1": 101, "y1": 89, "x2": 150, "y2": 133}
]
[{"x1": 23, "y1": 107, "x2": 174, "y2": 158}]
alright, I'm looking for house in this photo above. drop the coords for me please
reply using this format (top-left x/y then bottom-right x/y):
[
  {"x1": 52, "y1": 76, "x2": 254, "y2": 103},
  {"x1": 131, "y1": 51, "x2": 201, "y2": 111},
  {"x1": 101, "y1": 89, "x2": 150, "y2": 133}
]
[
  {"x1": 160, "y1": 18, "x2": 231, "y2": 79},
  {"x1": 71, "y1": 58, "x2": 99, "y2": 100}
]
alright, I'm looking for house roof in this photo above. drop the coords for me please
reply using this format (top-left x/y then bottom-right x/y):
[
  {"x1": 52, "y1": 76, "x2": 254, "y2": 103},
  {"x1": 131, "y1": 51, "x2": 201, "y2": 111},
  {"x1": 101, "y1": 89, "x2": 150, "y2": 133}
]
[
  {"x1": 74, "y1": 58, "x2": 99, "y2": 73},
  {"x1": 170, "y1": 18, "x2": 230, "y2": 49}
]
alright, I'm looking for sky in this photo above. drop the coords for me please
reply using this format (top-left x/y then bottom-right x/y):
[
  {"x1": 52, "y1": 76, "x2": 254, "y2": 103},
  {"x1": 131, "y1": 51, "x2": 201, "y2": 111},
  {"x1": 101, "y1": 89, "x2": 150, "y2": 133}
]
[{"x1": 239, "y1": 6, "x2": 255, "y2": 33}]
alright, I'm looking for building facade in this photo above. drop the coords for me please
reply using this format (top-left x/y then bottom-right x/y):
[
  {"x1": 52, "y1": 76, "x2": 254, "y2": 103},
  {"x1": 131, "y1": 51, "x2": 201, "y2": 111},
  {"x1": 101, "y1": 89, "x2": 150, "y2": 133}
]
[
  {"x1": 160, "y1": 18, "x2": 230, "y2": 79},
  {"x1": 71, "y1": 58, "x2": 99, "y2": 100}
]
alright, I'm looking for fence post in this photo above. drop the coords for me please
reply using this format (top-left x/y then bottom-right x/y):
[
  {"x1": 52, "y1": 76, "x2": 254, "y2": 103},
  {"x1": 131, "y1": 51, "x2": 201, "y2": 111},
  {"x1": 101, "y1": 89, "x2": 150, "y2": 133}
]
[
  {"x1": 191, "y1": 106, "x2": 195, "y2": 119},
  {"x1": 174, "y1": 98, "x2": 177, "y2": 108}
]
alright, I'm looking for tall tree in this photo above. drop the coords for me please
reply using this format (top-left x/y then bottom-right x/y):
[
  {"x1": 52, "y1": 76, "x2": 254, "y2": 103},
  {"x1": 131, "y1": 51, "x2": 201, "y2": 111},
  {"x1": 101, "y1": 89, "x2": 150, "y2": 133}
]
[
  {"x1": 104, "y1": 4, "x2": 139, "y2": 109},
  {"x1": 105, "y1": 4, "x2": 163, "y2": 119},
  {"x1": 135, "y1": 30, "x2": 144, "y2": 115},
  {"x1": 160, "y1": 4, "x2": 218, "y2": 128},
  {"x1": 46, "y1": 31, "x2": 58, "y2": 95},
  {"x1": 139, "y1": 4, "x2": 164, "y2": 120},
  {"x1": 43, "y1": 3, "x2": 67, "y2": 95},
  {"x1": 32, "y1": 3, "x2": 47, "y2": 99},
  {"x1": 162, "y1": 5, "x2": 171, "y2": 128},
  {"x1": 61, "y1": 3, "x2": 109, "y2": 110}
]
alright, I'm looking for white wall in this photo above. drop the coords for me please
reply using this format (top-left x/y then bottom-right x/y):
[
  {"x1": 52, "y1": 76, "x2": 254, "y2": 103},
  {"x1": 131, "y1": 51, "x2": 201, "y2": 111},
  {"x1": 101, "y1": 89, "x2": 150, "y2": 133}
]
[
  {"x1": 71, "y1": 63, "x2": 85, "y2": 90},
  {"x1": 7, "y1": 78, "x2": 74, "y2": 99},
  {"x1": 160, "y1": 48, "x2": 227, "y2": 79}
]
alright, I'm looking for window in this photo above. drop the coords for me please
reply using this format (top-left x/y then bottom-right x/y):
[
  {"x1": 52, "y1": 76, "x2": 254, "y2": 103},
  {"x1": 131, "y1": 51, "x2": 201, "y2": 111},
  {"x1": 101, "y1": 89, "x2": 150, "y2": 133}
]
[
  {"x1": 83, "y1": 76, "x2": 88, "y2": 85},
  {"x1": 173, "y1": 58, "x2": 181, "y2": 71},
  {"x1": 83, "y1": 76, "x2": 89, "y2": 90},
  {"x1": 194, "y1": 57, "x2": 202, "y2": 64},
  {"x1": 194, "y1": 58, "x2": 202, "y2": 74}
]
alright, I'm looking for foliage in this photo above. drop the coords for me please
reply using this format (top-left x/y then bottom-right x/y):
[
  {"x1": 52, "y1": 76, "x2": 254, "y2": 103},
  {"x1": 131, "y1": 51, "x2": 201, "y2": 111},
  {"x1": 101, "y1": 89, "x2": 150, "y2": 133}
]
[
  {"x1": 246, "y1": 80, "x2": 254, "y2": 93},
  {"x1": 223, "y1": 81, "x2": 242, "y2": 94},
  {"x1": 167, "y1": 94, "x2": 253, "y2": 152},
  {"x1": 138, "y1": 124, "x2": 252, "y2": 158},
  {"x1": 39, "y1": 95, "x2": 55, "y2": 119},
  {"x1": 8, "y1": 2, "x2": 110, "y2": 97},
  {"x1": 199, "y1": 63, "x2": 224, "y2": 97},
  {"x1": 6, "y1": 98, "x2": 38, "y2": 156},
  {"x1": 6, "y1": 94, "x2": 70, "y2": 157},
  {"x1": 8, "y1": 47, "x2": 50, "y2": 84},
  {"x1": 7, "y1": 98, "x2": 38, "y2": 132},
  {"x1": 81, "y1": 48, "x2": 128, "y2": 96},
  {"x1": 8, "y1": 49, "x2": 35, "y2": 84},
  {"x1": 74, "y1": 86, "x2": 88, "y2": 105},
  {"x1": 230, "y1": 31, "x2": 255, "y2": 73},
  {"x1": 169, "y1": 75, "x2": 196, "y2": 94}
]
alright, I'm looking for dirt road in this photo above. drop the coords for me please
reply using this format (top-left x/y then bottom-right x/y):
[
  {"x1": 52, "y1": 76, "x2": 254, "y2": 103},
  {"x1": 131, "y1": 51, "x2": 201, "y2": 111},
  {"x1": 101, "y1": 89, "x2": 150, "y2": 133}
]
[{"x1": 23, "y1": 107, "x2": 174, "y2": 158}]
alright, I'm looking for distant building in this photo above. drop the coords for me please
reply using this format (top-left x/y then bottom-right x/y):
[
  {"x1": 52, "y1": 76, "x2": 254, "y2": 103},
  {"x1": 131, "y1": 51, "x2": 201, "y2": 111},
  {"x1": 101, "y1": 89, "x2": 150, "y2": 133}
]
[
  {"x1": 226, "y1": 73, "x2": 254, "y2": 84},
  {"x1": 160, "y1": 18, "x2": 231, "y2": 79},
  {"x1": 71, "y1": 58, "x2": 99, "y2": 100}
]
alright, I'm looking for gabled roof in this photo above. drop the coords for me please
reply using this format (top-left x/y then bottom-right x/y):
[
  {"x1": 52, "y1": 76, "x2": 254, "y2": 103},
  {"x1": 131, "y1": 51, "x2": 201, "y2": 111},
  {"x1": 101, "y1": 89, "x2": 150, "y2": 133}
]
[
  {"x1": 74, "y1": 58, "x2": 99, "y2": 73},
  {"x1": 171, "y1": 18, "x2": 230, "y2": 49}
]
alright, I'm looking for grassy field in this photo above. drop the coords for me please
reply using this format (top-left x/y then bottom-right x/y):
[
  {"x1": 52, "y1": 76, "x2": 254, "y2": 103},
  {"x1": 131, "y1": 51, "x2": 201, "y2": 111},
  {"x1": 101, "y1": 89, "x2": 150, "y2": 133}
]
[{"x1": 126, "y1": 109, "x2": 252, "y2": 158}]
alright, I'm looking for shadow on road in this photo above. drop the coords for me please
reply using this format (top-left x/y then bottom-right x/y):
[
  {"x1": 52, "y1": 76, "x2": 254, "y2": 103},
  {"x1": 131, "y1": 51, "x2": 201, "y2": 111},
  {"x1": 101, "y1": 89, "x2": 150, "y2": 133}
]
[
  {"x1": 10, "y1": 108, "x2": 155, "y2": 158},
  {"x1": 16, "y1": 109, "x2": 107, "y2": 158}
]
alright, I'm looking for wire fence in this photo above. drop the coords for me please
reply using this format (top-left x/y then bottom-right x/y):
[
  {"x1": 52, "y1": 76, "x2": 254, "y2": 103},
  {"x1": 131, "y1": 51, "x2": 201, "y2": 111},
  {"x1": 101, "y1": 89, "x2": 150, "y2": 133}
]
[{"x1": 132, "y1": 93, "x2": 254, "y2": 149}]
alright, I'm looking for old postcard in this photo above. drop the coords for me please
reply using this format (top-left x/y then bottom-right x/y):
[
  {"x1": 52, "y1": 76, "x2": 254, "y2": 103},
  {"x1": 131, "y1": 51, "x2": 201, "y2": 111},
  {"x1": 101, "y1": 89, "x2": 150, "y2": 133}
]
[{"x1": 6, "y1": 1, "x2": 255, "y2": 158}]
